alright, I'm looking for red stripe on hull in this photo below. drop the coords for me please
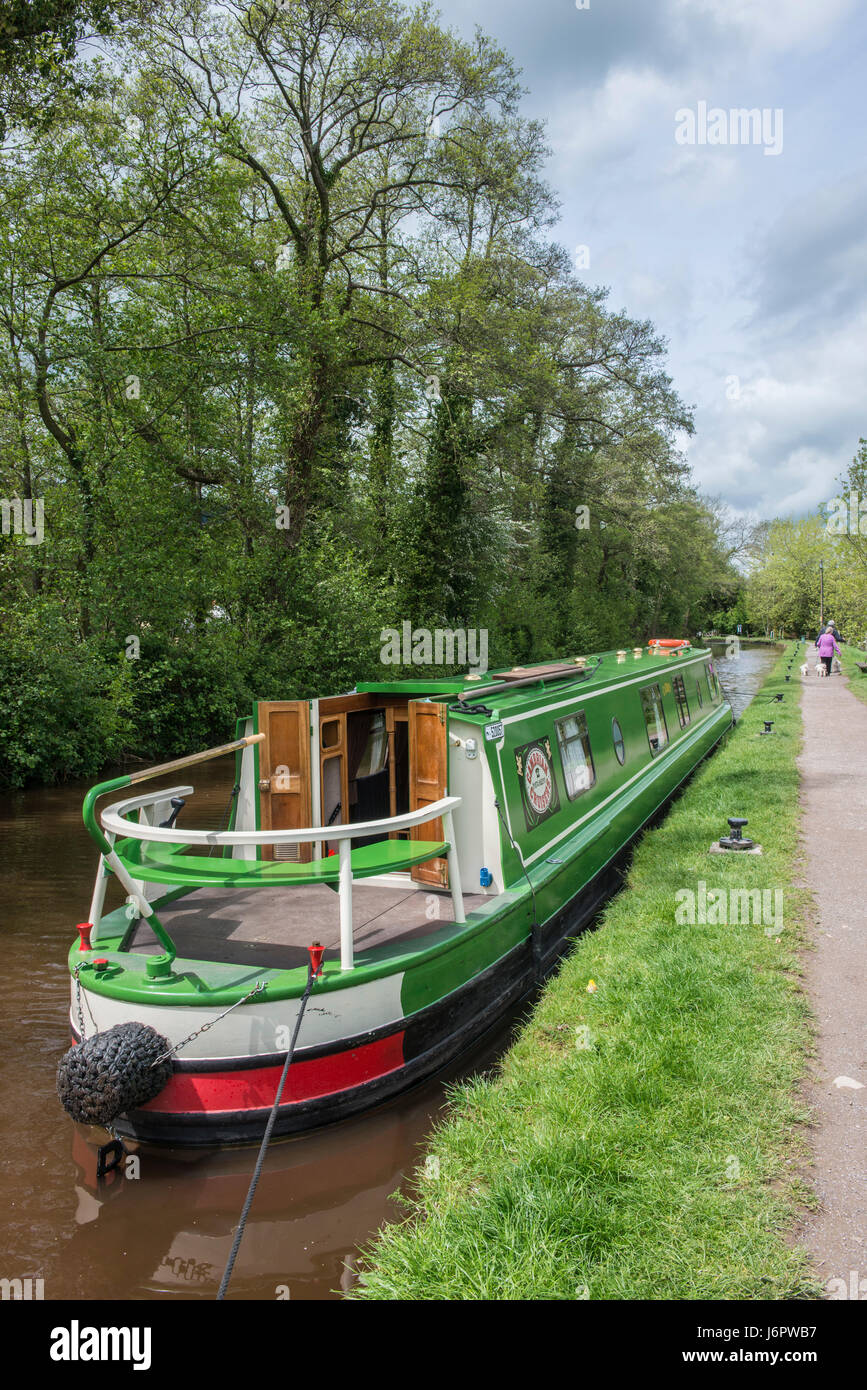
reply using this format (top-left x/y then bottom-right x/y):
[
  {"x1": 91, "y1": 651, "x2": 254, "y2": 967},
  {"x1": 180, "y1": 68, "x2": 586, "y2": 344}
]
[{"x1": 138, "y1": 1032, "x2": 406, "y2": 1114}]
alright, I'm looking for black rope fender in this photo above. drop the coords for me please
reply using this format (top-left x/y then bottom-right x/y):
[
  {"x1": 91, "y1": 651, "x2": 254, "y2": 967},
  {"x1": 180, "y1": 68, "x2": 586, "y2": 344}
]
[{"x1": 56, "y1": 1022, "x2": 174, "y2": 1127}]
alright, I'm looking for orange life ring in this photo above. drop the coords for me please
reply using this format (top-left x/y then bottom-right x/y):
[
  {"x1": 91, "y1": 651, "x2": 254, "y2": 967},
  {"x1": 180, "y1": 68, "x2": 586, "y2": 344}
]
[{"x1": 648, "y1": 638, "x2": 690, "y2": 649}]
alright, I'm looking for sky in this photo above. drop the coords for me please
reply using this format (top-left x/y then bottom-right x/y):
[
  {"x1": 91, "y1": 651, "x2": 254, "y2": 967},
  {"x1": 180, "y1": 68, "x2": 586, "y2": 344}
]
[{"x1": 436, "y1": 0, "x2": 867, "y2": 522}]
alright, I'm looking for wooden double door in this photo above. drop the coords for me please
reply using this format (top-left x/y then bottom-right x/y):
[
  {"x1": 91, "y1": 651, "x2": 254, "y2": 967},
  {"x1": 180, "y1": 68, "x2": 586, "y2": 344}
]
[{"x1": 256, "y1": 698, "x2": 449, "y2": 885}]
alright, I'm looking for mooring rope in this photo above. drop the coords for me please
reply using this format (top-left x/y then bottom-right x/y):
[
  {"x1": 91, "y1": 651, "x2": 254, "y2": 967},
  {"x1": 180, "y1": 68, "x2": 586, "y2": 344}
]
[{"x1": 216, "y1": 963, "x2": 318, "y2": 1301}]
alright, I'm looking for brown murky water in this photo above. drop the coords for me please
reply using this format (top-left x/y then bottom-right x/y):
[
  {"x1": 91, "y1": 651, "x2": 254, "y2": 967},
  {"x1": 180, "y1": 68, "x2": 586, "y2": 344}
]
[
  {"x1": 0, "y1": 647, "x2": 779, "y2": 1302},
  {"x1": 0, "y1": 761, "x2": 528, "y2": 1301}
]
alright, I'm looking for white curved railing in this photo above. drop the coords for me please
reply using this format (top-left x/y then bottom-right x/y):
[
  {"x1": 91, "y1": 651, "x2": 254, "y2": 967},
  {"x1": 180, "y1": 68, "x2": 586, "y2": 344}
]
[
  {"x1": 98, "y1": 787, "x2": 465, "y2": 970},
  {"x1": 101, "y1": 788, "x2": 462, "y2": 846}
]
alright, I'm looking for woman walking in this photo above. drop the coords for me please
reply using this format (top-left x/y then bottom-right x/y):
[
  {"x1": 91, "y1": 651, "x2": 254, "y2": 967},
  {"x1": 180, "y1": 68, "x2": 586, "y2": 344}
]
[{"x1": 816, "y1": 625, "x2": 841, "y2": 677}]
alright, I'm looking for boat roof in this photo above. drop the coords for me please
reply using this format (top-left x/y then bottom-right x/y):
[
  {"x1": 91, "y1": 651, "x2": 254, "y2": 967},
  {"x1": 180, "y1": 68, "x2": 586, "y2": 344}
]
[{"x1": 357, "y1": 644, "x2": 715, "y2": 723}]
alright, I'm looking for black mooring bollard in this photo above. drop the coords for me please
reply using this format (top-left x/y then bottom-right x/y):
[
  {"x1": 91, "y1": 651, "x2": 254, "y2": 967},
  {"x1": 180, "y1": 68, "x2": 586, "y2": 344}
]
[{"x1": 719, "y1": 817, "x2": 755, "y2": 851}]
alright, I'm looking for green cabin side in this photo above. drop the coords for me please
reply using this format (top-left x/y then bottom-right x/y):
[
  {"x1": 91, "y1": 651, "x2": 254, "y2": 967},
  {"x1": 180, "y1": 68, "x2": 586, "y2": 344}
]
[{"x1": 359, "y1": 645, "x2": 728, "y2": 893}]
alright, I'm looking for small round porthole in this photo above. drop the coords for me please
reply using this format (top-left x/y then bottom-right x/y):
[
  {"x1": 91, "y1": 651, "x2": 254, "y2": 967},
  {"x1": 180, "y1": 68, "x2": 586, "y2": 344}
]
[
  {"x1": 612, "y1": 717, "x2": 626, "y2": 765},
  {"x1": 696, "y1": 681, "x2": 703, "y2": 708}
]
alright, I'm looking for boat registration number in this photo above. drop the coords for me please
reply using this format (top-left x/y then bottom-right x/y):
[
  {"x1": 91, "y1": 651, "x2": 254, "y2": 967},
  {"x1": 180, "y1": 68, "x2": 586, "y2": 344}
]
[{"x1": 484, "y1": 722, "x2": 504, "y2": 742}]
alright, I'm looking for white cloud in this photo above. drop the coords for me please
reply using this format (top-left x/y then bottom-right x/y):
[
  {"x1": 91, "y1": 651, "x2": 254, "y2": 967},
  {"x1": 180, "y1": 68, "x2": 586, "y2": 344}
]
[
  {"x1": 548, "y1": 65, "x2": 678, "y2": 170},
  {"x1": 688, "y1": 311, "x2": 867, "y2": 516}
]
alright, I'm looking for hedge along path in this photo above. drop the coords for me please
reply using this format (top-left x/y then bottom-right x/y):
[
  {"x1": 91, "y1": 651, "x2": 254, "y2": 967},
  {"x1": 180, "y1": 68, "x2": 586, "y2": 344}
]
[
  {"x1": 796, "y1": 644, "x2": 867, "y2": 1297},
  {"x1": 352, "y1": 648, "x2": 820, "y2": 1301}
]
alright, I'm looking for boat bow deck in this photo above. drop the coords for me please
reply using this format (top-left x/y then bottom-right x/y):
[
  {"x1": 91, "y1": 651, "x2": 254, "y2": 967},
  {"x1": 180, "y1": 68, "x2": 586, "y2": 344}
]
[{"x1": 128, "y1": 883, "x2": 487, "y2": 972}]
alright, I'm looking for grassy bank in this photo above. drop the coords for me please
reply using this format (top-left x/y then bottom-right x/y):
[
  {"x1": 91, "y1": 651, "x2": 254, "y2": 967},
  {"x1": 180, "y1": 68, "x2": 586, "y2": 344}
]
[
  {"x1": 840, "y1": 642, "x2": 867, "y2": 708},
  {"x1": 353, "y1": 646, "x2": 820, "y2": 1300}
]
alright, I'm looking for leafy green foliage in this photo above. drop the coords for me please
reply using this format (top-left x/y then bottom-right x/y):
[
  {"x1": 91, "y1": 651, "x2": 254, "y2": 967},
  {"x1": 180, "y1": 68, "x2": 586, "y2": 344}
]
[
  {"x1": 0, "y1": 0, "x2": 745, "y2": 786},
  {"x1": 0, "y1": 600, "x2": 125, "y2": 784}
]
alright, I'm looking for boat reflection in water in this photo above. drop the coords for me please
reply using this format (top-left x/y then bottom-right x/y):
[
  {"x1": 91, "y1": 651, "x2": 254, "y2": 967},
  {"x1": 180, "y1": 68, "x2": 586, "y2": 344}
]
[{"x1": 68, "y1": 1006, "x2": 524, "y2": 1300}]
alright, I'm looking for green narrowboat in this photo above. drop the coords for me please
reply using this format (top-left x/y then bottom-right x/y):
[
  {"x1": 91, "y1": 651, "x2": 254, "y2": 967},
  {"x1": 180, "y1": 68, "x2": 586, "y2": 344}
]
[{"x1": 63, "y1": 640, "x2": 731, "y2": 1146}]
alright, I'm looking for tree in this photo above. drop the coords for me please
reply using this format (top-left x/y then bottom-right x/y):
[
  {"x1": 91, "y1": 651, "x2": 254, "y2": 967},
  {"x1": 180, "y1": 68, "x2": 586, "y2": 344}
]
[
  {"x1": 147, "y1": 0, "x2": 535, "y2": 554},
  {"x1": 747, "y1": 517, "x2": 850, "y2": 636},
  {"x1": 0, "y1": 0, "x2": 147, "y2": 134}
]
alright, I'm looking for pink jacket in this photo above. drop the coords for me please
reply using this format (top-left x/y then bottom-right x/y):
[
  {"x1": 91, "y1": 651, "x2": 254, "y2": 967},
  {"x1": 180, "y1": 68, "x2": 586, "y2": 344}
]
[{"x1": 817, "y1": 632, "x2": 840, "y2": 658}]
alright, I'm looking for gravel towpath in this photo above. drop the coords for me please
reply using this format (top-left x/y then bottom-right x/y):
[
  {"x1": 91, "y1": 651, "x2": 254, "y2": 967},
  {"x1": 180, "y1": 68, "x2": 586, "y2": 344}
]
[{"x1": 798, "y1": 665, "x2": 867, "y2": 1299}]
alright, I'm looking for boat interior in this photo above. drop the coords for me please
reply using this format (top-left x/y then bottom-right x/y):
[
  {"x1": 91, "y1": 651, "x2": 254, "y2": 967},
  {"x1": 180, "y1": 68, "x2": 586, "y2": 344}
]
[{"x1": 257, "y1": 691, "x2": 439, "y2": 864}]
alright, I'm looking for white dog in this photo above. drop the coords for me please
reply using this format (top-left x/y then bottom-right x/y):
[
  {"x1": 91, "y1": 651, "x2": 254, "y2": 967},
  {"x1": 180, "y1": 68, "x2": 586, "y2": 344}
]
[
  {"x1": 815, "y1": 661, "x2": 827, "y2": 677},
  {"x1": 832, "y1": 656, "x2": 842, "y2": 674},
  {"x1": 800, "y1": 661, "x2": 809, "y2": 676}
]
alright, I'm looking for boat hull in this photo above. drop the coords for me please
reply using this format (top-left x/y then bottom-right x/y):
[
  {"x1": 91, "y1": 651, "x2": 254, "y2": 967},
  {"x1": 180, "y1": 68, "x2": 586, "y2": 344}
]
[{"x1": 74, "y1": 851, "x2": 626, "y2": 1146}]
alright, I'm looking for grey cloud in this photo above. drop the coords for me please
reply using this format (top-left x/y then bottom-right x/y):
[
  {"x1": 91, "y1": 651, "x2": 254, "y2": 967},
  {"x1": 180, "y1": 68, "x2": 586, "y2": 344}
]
[
  {"x1": 439, "y1": 0, "x2": 708, "y2": 100},
  {"x1": 748, "y1": 173, "x2": 867, "y2": 336}
]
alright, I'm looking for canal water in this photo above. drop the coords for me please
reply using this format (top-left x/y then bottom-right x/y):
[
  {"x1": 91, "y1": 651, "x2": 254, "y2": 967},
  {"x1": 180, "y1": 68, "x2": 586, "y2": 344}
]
[
  {"x1": 708, "y1": 640, "x2": 782, "y2": 720},
  {"x1": 0, "y1": 643, "x2": 780, "y2": 1301}
]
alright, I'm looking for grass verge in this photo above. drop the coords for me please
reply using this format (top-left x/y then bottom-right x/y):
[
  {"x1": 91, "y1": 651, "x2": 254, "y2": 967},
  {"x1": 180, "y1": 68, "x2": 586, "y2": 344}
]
[
  {"x1": 352, "y1": 645, "x2": 821, "y2": 1300},
  {"x1": 839, "y1": 642, "x2": 867, "y2": 709}
]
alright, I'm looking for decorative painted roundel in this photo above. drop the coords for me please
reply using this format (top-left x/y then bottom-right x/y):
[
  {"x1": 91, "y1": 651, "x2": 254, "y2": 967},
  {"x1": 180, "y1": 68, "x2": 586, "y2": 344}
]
[
  {"x1": 524, "y1": 745, "x2": 553, "y2": 815},
  {"x1": 515, "y1": 738, "x2": 561, "y2": 830}
]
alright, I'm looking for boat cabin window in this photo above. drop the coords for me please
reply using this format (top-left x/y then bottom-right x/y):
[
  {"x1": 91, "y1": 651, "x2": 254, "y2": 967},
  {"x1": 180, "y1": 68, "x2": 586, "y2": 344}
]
[
  {"x1": 672, "y1": 674, "x2": 690, "y2": 728},
  {"x1": 355, "y1": 711, "x2": 388, "y2": 778},
  {"x1": 321, "y1": 719, "x2": 341, "y2": 749},
  {"x1": 322, "y1": 755, "x2": 343, "y2": 829},
  {"x1": 612, "y1": 717, "x2": 626, "y2": 765},
  {"x1": 555, "y1": 711, "x2": 596, "y2": 799},
  {"x1": 640, "y1": 684, "x2": 669, "y2": 755},
  {"x1": 695, "y1": 680, "x2": 704, "y2": 709},
  {"x1": 705, "y1": 661, "x2": 719, "y2": 701}
]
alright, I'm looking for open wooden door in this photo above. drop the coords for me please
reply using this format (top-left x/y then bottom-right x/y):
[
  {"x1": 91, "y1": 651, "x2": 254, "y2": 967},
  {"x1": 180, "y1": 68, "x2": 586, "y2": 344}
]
[
  {"x1": 257, "y1": 701, "x2": 312, "y2": 862},
  {"x1": 408, "y1": 699, "x2": 448, "y2": 887}
]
